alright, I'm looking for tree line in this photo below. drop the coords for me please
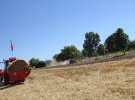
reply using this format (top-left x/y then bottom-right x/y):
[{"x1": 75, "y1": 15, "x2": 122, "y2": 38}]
[{"x1": 29, "y1": 28, "x2": 135, "y2": 68}]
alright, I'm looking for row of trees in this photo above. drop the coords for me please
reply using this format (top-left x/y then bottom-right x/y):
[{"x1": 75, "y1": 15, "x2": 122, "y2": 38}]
[
  {"x1": 29, "y1": 28, "x2": 135, "y2": 67},
  {"x1": 53, "y1": 28, "x2": 135, "y2": 62}
]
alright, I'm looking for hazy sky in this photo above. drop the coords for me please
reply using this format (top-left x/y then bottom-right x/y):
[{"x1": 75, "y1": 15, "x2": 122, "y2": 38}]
[{"x1": 0, "y1": 0, "x2": 135, "y2": 61}]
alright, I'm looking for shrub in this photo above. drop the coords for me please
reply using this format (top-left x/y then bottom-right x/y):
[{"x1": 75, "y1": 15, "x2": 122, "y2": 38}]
[{"x1": 29, "y1": 58, "x2": 46, "y2": 68}]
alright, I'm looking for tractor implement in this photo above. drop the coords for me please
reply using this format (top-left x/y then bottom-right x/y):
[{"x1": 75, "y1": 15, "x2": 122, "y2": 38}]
[{"x1": 0, "y1": 57, "x2": 31, "y2": 85}]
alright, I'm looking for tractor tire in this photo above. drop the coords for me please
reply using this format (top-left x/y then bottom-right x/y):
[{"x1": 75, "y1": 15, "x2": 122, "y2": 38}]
[
  {"x1": 4, "y1": 73, "x2": 9, "y2": 85},
  {"x1": 0, "y1": 77, "x2": 3, "y2": 85},
  {"x1": 0, "y1": 77, "x2": 2, "y2": 82}
]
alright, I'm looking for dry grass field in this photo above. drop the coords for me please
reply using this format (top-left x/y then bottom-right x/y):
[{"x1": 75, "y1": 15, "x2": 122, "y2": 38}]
[{"x1": 0, "y1": 58, "x2": 135, "y2": 100}]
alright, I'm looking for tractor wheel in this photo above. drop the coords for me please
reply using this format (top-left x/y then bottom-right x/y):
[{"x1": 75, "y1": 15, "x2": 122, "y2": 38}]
[
  {"x1": 0, "y1": 77, "x2": 2, "y2": 82},
  {"x1": 4, "y1": 73, "x2": 9, "y2": 85},
  {"x1": 0, "y1": 77, "x2": 3, "y2": 85}
]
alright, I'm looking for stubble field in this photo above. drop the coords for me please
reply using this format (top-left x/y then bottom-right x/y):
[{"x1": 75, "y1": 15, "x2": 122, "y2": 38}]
[{"x1": 0, "y1": 58, "x2": 135, "y2": 100}]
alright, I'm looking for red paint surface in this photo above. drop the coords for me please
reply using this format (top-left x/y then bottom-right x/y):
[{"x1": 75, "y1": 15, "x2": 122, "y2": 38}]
[
  {"x1": 0, "y1": 69, "x2": 30, "y2": 82},
  {"x1": 8, "y1": 70, "x2": 30, "y2": 82},
  {"x1": 0, "y1": 69, "x2": 4, "y2": 77}
]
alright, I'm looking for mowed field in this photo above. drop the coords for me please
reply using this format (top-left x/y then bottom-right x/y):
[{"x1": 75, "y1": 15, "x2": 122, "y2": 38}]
[{"x1": 0, "y1": 58, "x2": 135, "y2": 100}]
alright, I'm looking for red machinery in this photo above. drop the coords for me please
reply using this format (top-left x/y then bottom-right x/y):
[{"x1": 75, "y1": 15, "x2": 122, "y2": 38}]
[{"x1": 0, "y1": 57, "x2": 31, "y2": 85}]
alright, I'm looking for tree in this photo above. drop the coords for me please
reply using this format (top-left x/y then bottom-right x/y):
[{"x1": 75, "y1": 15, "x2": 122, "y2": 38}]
[
  {"x1": 29, "y1": 58, "x2": 39, "y2": 67},
  {"x1": 115, "y1": 28, "x2": 129, "y2": 54},
  {"x1": 97, "y1": 44, "x2": 105, "y2": 55},
  {"x1": 128, "y1": 40, "x2": 135, "y2": 50},
  {"x1": 29, "y1": 58, "x2": 46, "y2": 68},
  {"x1": 83, "y1": 32, "x2": 100, "y2": 57},
  {"x1": 53, "y1": 45, "x2": 82, "y2": 61},
  {"x1": 36, "y1": 60, "x2": 46, "y2": 68},
  {"x1": 105, "y1": 34, "x2": 116, "y2": 52},
  {"x1": 105, "y1": 28, "x2": 129, "y2": 55}
]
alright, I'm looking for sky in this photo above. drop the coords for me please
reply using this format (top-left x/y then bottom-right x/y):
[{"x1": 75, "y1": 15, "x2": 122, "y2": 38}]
[{"x1": 0, "y1": 0, "x2": 135, "y2": 62}]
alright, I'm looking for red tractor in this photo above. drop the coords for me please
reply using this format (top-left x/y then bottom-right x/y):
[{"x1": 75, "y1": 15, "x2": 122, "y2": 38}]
[{"x1": 0, "y1": 57, "x2": 31, "y2": 85}]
